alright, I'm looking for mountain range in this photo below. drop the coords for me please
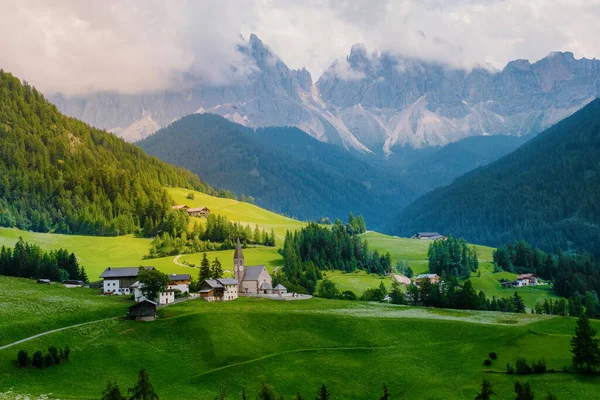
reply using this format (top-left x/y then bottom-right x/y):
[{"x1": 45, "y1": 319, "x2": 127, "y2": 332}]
[
  {"x1": 50, "y1": 34, "x2": 600, "y2": 155},
  {"x1": 393, "y1": 99, "x2": 600, "y2": 256}
]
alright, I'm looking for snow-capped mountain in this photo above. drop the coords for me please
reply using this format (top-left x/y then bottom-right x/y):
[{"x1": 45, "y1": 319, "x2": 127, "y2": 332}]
[{"x1": 50, "y1": 35, "x2": 600, "y2": 154}]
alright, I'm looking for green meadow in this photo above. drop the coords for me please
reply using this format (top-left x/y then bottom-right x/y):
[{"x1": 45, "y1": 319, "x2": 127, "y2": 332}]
[
  {"x1": 0, "y1": 189, "x2": 559, "y2": 307},
  {"x1": 0, "y1": 281, "x2": 598, "y2": 400}
]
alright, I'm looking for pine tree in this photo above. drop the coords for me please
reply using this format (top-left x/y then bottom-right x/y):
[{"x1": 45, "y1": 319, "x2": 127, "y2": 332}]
[
  {"x1": 199, "y1": 253, "x2": 211, "y2": 282},
  {"x1": 128, "y1": 369, "x2": 159, "y2": 400},
  {"x1": 256, "y1": 380, "x2": 279, "y2": 400},
  {"x1": 379, "y1": 383, "x2": 389, "y2": 400},
  {"x1": 570, "y1": 314, "x2": 600, "y2": 372},
  {"x1": 315, "y1": 384, "x2": 330, "y2": 400},
  {"x1": 512, "y1": 292, "x2": 526, "y2": 313},
  {"x1": 102, "y1": 382, "x2": 125, "y2": 400},
  {"x1": 514, "y1": 381, "x2": 534, "y2": 400},
  {"x1": 475, "y1": 378, "x2": 495, "y2": 400},
  {"x1": 211, "y1": 258, "x2": 224, "y2": 279},
  {"x1": 294, "y1": 393, "x2": 304, "y2": 400},
  {"x1": 214, "y1": 383, "x2": 226, "y2": 400}
]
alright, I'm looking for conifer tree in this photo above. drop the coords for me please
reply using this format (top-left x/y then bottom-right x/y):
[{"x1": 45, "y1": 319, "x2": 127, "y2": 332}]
[
  {"x1": 199, "y1": 253, "x2": 211, "y2": 282},
  {"x1": 475, "y1": 378, "x2": 495, "y2": 400},
  {"x1": 379, "y1": 383, "x2": 389, "y2": 400},
  {"x1": 211, "y1": 258, "x2": 224, "y2": 279},
  {"x1": 102, "y1": 382, "x2": 125, "y2": 400},
  {"x1": 514, "y1": 381, "x2": 534, "y2": 400},
  {"x1": 315, "y1": 384, "x2": 330, "y2": 400},
  {"x1": 128, "y1": 369, "x2": 159, "y2": 400},
  {"x1": 571, "y1": 314, "x2": 600, "y2": 372}
]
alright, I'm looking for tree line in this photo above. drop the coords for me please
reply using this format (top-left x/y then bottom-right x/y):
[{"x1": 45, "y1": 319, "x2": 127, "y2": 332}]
[
  {"x1": 278, "y1": 216, "x2": 390, "y2": 294},
  {"x1": 427, "y1": 236, "x2": 479, "y2": 278},
  {"x1": 146, "y1": 213, "x2": 275, "y2": 258},
  {"x1": 16, "y1": 345, "x2": 71, "y2": 369},
  {"x1": 0, "y1": 237, "x2": 87, "y2": 282},
  {"x1": 0, "y1": 70, "x2": 227, "y2": 237}
]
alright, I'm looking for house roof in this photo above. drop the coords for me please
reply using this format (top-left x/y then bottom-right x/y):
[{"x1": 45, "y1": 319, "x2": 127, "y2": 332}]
[
  {"x1": 517, "y1": 274, "x2": 535, "y2": 280},
  {"x1": 218, "y1": 278, "x2": 239, "y2": 285},
  {"x1": 415, "y1": 273, "x2": 439, "y2": 280},
  {"x1": 234, "y1": 238, "x2": 244, "y2": 260},
  {"x1": 273, "y1": 284, "x2": 286, "y2": 290},
  {"x1": 417, "y1": 232, "x2": 441, "y2": 237},
  {"x1": 187, "y1": 207, "x2": 209, "y2": 212},
  {"x1": 100, "y1": 266, "x2": 154, "y2": 279},
  {"x1": 260, "y1": 281, "x2": 273, "y2": 290},
  {"x1": 129, "y1": 299, "x2": 157, "y2": 310},
  {"x1": 202, "y1": 279, "x2": 223, "y2": 289},
  {"x1": 242, "y1": 265, "x2": 266, "y2": 281},
  {"x1": 169, "y1": 273, "x2": 191, "y2": 281},
  {"x1": 172, "y1": 205, "x2": 188, "y2": 210}
]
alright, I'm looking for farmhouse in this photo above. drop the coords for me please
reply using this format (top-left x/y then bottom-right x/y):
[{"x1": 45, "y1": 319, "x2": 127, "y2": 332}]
[
  {"x1": 168, "y1": 273, "x2": 191, "y2": 293},
  {"x1": 233, "y1": 238, "x2": 280, "y2": 294},
  {"x1": 171, "y1": 205, "x2": 189, "y2": 211},
  {"x1": 186, "y1": 206, "x2": 210, "y2": 218},
  {"x1": 501, "y1": 273, "x2": 540, "y2": 288},
  {"x1": 127, "y1": 300, "x2": 157, "y2": 321},
  {"x1": 100, "y1": 266, "x2": 154, "y2": 295},
  {"x1": 410, "y1": 232, "x2": 447, "y2": 240},
  {"x1": 414, "y1": 273, "x2": 441, "y2": 285},
  {"x1": 131, "y1": 281, "x2": 175, "y2": 305},
  {"x1": 199, "y1": 278, "x2": 239, "y2": 301}
]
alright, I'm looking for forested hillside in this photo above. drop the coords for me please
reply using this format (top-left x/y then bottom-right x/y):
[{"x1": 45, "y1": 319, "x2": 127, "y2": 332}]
[
  {"x1": 393, "y1": 99, "x2": 600, "y2": 256},
  {"x1": 0, "y1": 71, "x2": 219, "y2": 236},
  {"x1": 138, "y1": 114, "x2": 415, "y2": 230}
]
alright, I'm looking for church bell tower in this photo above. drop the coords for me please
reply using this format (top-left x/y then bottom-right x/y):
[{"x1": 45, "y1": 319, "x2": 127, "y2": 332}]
[{"x1": 233, "y1": 238, "x2": 244, "y2": 283}]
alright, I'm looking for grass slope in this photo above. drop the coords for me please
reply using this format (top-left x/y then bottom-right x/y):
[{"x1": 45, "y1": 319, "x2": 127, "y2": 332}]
[
  {"x1": 167, "y1": 187, "x2": 306, "y2": 245},
  {"x1": 0, "y1": 276, "x2": 129, "y2": 346},
  {"x1": 0, "y1": 288, "x2": 598, "y2": 400}
]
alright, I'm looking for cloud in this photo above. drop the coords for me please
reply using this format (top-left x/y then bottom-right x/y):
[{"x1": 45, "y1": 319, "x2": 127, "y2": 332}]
[{"x1": 2, "y1": 0, "x2": 600, "y2": 95}]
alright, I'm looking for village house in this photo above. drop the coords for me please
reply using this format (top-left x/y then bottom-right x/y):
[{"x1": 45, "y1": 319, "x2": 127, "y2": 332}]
[
  {"x1": 199, "y1": 278, "x2": 239, "y2": 302},
  {"x1": 186, "y1": 206, "x2": 210, "y2": 218},
  {"x1": 127, "y1": 300, "x2": 157, "y2": 321},
  {"x1": 414, "y1": 273, "x2": 441, "y2": 285},
  {"x1": 410, "y1": 232, "x2": 447, "y2": 240},
  {"x1": 100, "y1": 266, "x2": 154, "y2": 295},
  {"x1": 167, "y1": 273, "x2": 191, "y2": 293},
  {"x1": 501, "y1": 273, "x2": 540, "y2": 288},
  {"x1": 131, "y1": 281, "x2": 175, "y2": 305}
]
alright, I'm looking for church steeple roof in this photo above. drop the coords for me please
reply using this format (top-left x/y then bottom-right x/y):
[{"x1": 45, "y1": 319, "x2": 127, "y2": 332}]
[{"x1": 234, "y1": 238, "x2": 244, "y2": 260}]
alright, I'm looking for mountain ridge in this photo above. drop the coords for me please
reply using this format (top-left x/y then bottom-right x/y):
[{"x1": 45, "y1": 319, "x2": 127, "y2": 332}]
[{"x1": 49, "y1": 35, "x2": 600, "y2": 155}]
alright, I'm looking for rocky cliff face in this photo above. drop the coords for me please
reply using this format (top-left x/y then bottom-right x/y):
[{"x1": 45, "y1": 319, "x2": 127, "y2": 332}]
[{"x1": 50, "y1": 36, "x2": 600, "y2": 154}]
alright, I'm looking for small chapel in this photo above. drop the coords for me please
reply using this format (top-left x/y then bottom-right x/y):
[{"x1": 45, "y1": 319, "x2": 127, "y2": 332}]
[{"x1": 234, "y1": 238, "x2": 278, "y2": 294}]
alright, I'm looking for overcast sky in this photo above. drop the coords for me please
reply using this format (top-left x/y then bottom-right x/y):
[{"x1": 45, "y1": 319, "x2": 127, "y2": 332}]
[{"x1": 2, "y1": 0, "x2": 600, "y2": 96}]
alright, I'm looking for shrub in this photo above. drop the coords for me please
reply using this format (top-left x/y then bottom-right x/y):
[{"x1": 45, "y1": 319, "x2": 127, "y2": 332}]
[
  {"x1": 16, "y1": 350, "x2": 30, "y2": 367},
  {"x1": 32, "y1": 351, "x2": 44, "y2": 368},
  {"x1": 44, "y1": 353, "x2": 54, "y2": 367},
  {"x1": 489, "y1": 352, "x2": 497, "y2": 360},
  {"x1": 533, "y1": 359, "x2": 547, "y2": 374},
  {"x1": 63, "y1": 345, "x2": 71, "y2": 360},
  {"x1": 339, "y1": 290, "x2": 357, "y2": 301},
  {"x1": 506, "y1": 363, "x2": 515, "y2": 374},
  {"x1": 48, "y1": 346, "x2": 60, "y2": 364},
  {"x1": 483, "y1": 359, "x2": 492, "y2": 366},
  {"x1": 186, "y1": 193, "x2": 195, "y2": 200}
]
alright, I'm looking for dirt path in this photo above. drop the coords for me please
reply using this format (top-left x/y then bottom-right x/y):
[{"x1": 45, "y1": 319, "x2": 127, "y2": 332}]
[
  {"x1": 173, "y1": 254, "x2": 187, "y2": 267},
  {"x1": 0, "y1": 317, "x2": 117, "y2": 351}
]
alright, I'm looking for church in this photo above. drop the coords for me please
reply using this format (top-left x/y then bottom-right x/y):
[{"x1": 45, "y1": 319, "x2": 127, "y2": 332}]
[{"x1": 234, "y1": 238, "x2": 276, "y2": 294}]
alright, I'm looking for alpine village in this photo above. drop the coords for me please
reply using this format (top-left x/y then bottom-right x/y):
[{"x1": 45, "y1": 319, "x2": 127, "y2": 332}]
[{"x1": 2, "y1": 2, "x2": 600, "y2": 400}]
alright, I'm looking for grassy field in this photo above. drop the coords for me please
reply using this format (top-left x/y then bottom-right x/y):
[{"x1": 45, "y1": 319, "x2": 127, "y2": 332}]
[
  {"x1": 324, "y1": 270, "x2": 394, "y2": 295},
  {"x1": 0, "y1": 276, "x2": 129, "y2": 346},
  {"x1": 0, "y1": 282, "x2": 598, "y2": 400},
  {"x1": 167, "y1": 187, "x2": 307, "y2": 245}
]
